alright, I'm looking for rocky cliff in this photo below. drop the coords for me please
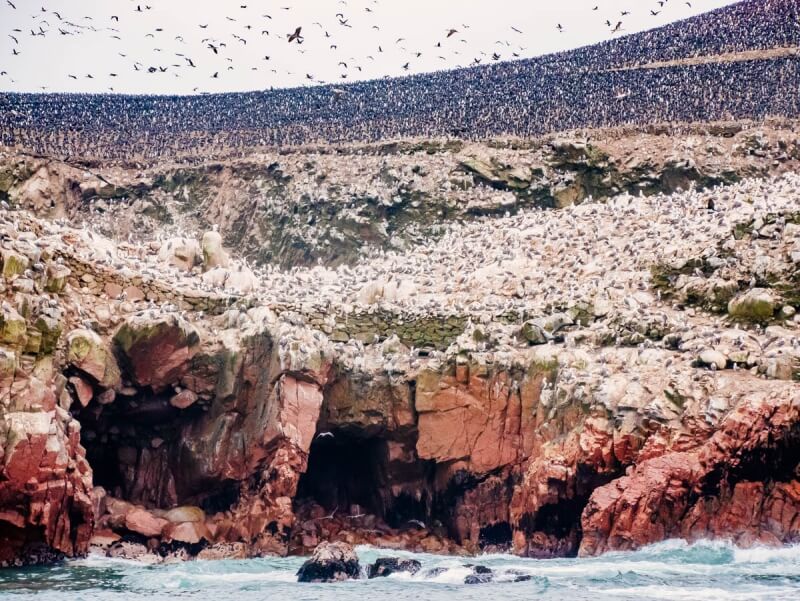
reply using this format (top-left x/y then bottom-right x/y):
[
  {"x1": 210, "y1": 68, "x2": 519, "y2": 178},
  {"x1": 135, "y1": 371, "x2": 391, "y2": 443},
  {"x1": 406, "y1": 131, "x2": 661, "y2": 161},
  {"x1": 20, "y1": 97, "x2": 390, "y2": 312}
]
[{"x1": 1, "y1": 122, "x2": 799, "y2": 566}]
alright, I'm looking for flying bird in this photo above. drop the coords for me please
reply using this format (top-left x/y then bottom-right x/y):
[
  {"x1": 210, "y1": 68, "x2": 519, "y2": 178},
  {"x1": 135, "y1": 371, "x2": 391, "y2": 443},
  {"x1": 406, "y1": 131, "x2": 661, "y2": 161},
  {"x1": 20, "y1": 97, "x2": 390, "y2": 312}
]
[{"x1": 287, "y1": 26, "x2": 303, "y2": 43}]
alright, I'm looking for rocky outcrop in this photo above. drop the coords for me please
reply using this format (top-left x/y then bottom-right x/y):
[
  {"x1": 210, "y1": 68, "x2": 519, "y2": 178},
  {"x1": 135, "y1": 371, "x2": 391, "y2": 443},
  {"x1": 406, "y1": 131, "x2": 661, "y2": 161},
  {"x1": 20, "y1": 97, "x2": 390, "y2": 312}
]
[
  {"x1": 2, "y1": 128, "x2": 800, "y2": 568},
  {"x1": 296, "y1": 542, "x2": 361, "y2": 583}
]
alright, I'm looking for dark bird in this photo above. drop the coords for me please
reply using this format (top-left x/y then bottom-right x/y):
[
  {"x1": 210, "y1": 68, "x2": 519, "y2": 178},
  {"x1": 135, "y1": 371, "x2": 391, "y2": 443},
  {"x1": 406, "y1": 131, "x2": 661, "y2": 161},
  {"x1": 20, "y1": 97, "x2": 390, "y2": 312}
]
[
  {"x1": 7, "y1": 0, "x2": 16, "y2": 8},
  {"x1": 287, "y1": 26, "x2": 303, "y2": 43},
  {"x1": 446, "y1": 28, "x2": 458, "y2": 38}
]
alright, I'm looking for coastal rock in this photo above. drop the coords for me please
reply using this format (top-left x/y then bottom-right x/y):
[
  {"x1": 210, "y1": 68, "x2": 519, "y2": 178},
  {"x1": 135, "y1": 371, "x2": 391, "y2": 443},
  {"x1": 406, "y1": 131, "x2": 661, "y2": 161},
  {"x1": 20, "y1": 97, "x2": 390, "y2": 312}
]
[
  {"x1": 296, "y1": 542, "x2": 361, "y2": 583},
  {"x1": 367, "y1": 557, "x2": 422, "y2": 578}
]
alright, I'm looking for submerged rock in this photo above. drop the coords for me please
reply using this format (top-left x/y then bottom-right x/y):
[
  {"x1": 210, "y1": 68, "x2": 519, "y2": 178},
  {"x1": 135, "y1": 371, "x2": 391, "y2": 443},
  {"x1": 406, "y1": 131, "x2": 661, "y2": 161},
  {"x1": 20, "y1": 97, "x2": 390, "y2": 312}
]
[
  {"x1": 367, "y1": 557, "x2": 422, "y2": 578},
  {"x1": 296, "y1": 542, "x2": 361, "y2": 583}
]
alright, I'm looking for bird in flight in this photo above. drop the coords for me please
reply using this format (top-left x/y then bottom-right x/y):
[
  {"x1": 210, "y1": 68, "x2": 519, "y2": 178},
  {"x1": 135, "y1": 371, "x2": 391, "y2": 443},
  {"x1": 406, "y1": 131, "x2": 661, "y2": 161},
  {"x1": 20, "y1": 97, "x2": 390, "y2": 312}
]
[{"x1": 287, "y1": 26, "x2": 303, "y2": 43}]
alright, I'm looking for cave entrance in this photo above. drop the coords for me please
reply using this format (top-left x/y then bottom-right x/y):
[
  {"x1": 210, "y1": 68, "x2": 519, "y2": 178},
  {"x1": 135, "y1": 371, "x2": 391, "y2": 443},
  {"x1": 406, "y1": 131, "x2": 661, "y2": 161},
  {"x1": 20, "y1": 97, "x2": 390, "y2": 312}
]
[
  {"x1": 296, "y1": 431, "x2": 389, "y2": 519},
  {"x1": 295, "y1": 429, "x2": 434, "y2": 527},
  {"x1": 69, "y1": 384, "x2": 188, "y2": 508}
]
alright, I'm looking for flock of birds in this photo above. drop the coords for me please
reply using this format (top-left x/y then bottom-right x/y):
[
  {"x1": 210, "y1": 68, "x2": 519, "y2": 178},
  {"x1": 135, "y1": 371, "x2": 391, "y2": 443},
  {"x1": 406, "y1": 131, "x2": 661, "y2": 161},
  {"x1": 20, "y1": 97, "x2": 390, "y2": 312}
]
[{"x1": 1, "y1": 0, "x2": 714, "y2": 92}]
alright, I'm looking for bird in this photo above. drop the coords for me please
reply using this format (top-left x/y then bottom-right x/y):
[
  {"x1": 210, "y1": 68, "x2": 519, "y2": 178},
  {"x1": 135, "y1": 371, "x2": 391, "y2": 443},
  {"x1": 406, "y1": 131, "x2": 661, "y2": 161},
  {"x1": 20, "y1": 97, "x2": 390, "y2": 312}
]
[
  {"x1": 316, "y1": 431, "x2": 334, "y2": 439},
  {"x1": 287, "y1": 26, "x2": 303, "y2": 43}
]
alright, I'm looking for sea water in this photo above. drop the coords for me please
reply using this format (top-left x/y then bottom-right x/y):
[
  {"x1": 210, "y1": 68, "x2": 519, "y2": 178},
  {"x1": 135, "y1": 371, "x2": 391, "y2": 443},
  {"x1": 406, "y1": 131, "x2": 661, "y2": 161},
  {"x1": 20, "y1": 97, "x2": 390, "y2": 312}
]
[{"x1": 2, "y1": 540, "x2": 800, "y2": 600}]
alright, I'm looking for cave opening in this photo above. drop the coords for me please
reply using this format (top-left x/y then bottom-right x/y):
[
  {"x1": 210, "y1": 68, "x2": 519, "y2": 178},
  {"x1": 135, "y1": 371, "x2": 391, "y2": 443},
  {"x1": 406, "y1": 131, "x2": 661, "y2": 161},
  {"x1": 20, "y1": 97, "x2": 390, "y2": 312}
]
[
  {"x1": 479, "y1": 522, "x2": 513, "y2": 548},
  {"x1": 295, "y1": 428, "x2": 436, "y2": 528},
  {"x1": 69, "y1": 382, "x2": 190, "y2": 508}
]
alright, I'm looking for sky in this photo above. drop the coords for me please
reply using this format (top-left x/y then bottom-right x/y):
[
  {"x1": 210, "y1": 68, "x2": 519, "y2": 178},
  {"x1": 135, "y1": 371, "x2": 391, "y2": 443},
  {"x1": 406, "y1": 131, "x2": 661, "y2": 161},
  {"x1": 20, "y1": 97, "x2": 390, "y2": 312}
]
[{"x1": 0, "y1": 0, "x2": 741, "y2": 95}]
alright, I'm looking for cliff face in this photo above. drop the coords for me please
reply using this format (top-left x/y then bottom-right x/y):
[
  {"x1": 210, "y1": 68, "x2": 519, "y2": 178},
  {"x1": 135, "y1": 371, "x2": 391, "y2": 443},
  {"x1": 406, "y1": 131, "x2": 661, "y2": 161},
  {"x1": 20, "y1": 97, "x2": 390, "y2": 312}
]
[{"x1": 1, "y1": 124, "x2": 800, "y2": 566}]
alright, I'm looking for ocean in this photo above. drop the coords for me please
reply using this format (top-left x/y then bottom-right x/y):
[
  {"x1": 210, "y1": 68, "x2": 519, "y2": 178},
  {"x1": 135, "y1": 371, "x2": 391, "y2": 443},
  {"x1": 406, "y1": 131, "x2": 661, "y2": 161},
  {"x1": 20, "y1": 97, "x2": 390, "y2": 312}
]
[{"x1": 2, "y1": 540, "x2": 800, "y2": 600}]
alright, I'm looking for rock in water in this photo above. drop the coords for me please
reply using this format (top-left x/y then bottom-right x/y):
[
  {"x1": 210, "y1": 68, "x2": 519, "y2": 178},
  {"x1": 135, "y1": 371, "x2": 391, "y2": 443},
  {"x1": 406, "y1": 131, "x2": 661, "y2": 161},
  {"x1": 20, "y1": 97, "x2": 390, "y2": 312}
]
[
  {"x1": 296, "y1": 542, "x2": 361, "y2": 583},
  {"x1": 464, "y1": 564, "x2": 494, "y2": 584},
  {"x1": 367, "y1": 557, "x2": 422, "y2": 578}
]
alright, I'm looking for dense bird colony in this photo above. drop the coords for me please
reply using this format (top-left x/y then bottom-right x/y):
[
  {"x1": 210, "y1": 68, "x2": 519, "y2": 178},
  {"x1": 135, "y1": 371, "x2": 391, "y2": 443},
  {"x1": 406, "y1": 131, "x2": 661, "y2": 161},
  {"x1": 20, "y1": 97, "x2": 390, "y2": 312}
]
[{"x1": 1, "y1": 0, "x2": 798, "y2": 159}]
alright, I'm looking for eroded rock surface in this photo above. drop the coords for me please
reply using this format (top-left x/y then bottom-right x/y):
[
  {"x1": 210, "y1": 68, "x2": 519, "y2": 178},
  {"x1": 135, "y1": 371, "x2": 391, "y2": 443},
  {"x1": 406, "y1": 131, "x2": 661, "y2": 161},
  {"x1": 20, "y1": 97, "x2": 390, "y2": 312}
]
[{"x1": 2, "y1": 126, "x2": 800, "y2": 566}]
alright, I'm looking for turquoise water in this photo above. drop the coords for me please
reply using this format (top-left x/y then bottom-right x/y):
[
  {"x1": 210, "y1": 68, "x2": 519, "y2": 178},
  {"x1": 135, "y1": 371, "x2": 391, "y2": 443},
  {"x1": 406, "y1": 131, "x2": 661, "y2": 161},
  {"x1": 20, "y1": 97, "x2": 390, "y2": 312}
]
[{"x1": 2, "y1": 540, "x2": 800, "y2": 600}]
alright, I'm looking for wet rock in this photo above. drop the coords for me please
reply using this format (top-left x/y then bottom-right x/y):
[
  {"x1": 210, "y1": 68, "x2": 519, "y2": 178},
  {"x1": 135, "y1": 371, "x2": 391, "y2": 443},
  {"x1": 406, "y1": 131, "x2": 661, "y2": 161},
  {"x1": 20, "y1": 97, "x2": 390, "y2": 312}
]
[
  {"x1": 196, "y1": 542, "x2": 249, "y2": 561},
  {"x1": 464, "y1": 566, "x2": 494, "y2": 584},
  {"x1": 296, "y1": 542, "x2": 361, "y2": 583},
  {"x1": 367, "y1": 557, "x2": 423, "y2": 578},
  {"x1": 107, "y1": 541, "x2": 161, "y2": 564}
]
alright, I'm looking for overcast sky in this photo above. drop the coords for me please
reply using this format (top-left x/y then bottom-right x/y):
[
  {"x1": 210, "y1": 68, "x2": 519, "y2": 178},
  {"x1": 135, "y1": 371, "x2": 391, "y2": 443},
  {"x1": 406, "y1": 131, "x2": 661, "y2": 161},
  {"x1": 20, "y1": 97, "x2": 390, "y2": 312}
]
[{"x1": 0, "y1": 0, "x2": 739, "y2": 95}]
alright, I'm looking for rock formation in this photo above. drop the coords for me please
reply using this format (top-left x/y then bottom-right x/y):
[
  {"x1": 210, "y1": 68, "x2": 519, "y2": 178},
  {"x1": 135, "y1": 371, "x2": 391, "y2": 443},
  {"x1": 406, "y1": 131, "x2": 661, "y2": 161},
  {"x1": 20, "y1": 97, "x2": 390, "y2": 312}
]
[{"x1": 1, "y1": 123, "x2": 800, "y2": 566}]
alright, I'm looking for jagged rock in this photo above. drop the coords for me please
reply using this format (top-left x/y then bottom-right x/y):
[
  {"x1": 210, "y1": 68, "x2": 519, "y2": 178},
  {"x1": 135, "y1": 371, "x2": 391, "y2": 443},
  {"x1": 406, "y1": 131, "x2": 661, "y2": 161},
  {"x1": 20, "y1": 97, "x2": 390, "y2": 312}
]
[
  {"x1": 201, "y1": 230, "x2": 230, "y2": 271},
  {"x1": 113, "y1": 315, "x2": 200, "y2": 392},
  {"x1": 727, "y1": 288, "x2": 779, "y2": 323},
  {"x1": 296, "y1": 542, "x2": 361, "y2": 583},
  {"x1": 367, "y1": 557, "x2": 422, "y2": 578},
  {"x1": 67, "y1": 329, "x2": 121, "y2": 389},
  {"x1": 0, "y1": 409, "x2": 94, "y2": 566}
]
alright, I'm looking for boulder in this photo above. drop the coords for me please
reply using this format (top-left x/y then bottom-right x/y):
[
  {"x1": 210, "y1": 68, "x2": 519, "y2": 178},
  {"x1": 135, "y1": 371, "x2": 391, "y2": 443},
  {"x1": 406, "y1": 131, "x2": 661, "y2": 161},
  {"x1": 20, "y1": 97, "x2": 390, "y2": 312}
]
[
  {"x1": 698, "y1": 349, "x2": 727, "y2": 370},
  {"x1": 367, "y1": 557, "x2": 422, "y2": 578},
  {"x1": 464, "y1": 565, "x2": 494, "y2": 584},
  {"x1": 163, "y1": 505, "x2": 205, "y2": 523},
  {"x1": 169, "y1": 389, "x2": 198, "y2": 409},
  {"x1": 163, "y1": 521, "x2": 209, "y2": 545},
  {"x1": 43, "y1": 262, "x2": 70, "y2": 294},
  {"x1": 1, "y1": 249, "x2": 29, "y2": 279},
  {"x1": 201, "y1": 230, "x2": 230, "y2": 271},
  {"x1": 0, "y1": 305, "x2": 27, "y2": 349},
  {"x1": 113, "y1": 315, "x2": 200, "y2": 392},
  {"x1": 67, "y1": 329, "x2": 121, "y2": 389},
  {"x1": 158, "y1": 237, "x2": 201, "y2": 272},
  {"x1": 519, "y1": 321, "x2": 548, "y2": 345},
  {"x1": 296, "y1": 542, "x2": 361, "y2": 583},
  {"x1": 727, "y1": 288, "x2": 779, "y2": 323},
  {"x1": 124, "y1": 507, "x2": 168, "y2": 537}
]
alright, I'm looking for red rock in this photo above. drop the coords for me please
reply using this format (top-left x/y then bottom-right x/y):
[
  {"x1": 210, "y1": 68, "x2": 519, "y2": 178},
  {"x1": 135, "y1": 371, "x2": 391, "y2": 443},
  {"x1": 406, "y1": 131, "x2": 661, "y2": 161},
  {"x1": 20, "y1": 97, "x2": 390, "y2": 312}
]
[
  {"x1": 125, "y1": 508, "x2": 168, "y2": 537},
  {"x1": 169, "y1": 389, "x2": 198, "y2": 409},
  {"x1": 163, "y1": 521, "x2": 210, "y2": 544},
  {"x1": 69, "y1": 376, "x2": 94, "y2": 407}
]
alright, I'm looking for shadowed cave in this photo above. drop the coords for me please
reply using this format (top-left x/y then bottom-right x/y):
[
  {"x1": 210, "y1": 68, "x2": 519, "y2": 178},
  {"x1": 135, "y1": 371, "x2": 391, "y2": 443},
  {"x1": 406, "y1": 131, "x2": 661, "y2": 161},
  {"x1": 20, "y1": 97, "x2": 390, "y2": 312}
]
[{"x1": 295, "y1": 428, "x2": 438, "y2": 529}]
